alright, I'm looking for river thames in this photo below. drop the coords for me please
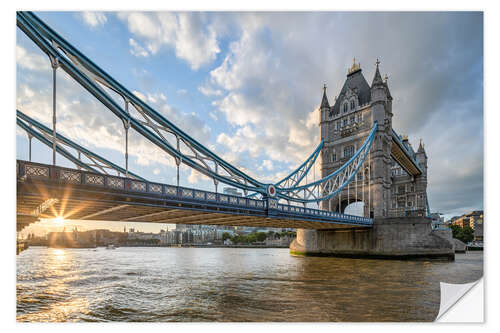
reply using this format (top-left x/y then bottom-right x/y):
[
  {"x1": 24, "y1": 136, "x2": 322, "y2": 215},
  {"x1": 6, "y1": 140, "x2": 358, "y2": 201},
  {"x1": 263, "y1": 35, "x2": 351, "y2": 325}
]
[{"x1": 17, "y1": 247, "x2": 483, "y2": 322}]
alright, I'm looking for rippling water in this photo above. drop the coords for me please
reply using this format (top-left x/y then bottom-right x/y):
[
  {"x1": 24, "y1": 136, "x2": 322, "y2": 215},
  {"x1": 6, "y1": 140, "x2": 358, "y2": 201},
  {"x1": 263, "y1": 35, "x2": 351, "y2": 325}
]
[{"x1": 17, "y1": 246, "x2": 483, "y2": 322}]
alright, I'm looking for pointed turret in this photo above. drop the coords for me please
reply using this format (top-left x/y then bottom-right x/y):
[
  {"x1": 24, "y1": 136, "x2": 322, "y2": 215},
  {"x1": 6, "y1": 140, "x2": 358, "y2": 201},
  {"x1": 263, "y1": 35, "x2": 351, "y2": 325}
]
[
  {"x1": 416, "y1": 139, "x2": 428, "y2": 173},
  {"x1": 372, "y1": 58, "x2": 384, "y2": 86},
  {"x1": 319, "y1": 84, "x2": 330, "y2": 139},
  {"x1": 370, "y1": 58, "x2": 388, "y2": 124},
  {"x1": 320, "y1": 83, "x2": 330, "y2": 109},
  {"x1": 417, "y1": 139, "x2": 426, "y2": 154},
  {"x1": 384, "y1": 74, "x2": 393, "y2": 100}
]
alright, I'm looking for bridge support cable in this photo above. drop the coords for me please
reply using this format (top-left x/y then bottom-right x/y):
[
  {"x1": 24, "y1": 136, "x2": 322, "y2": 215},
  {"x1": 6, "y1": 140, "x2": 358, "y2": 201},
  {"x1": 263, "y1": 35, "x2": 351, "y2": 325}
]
[
  {"x1": 50, "y1": 55, "x2": 59, "y2": 166},
  {"x1": 27, "y1": 127, "x2": 33, "y2": 162},
  {"x1": 123, "y1": 100, "x2": 131, "y2": 178},
  {"x1": 274, "y1": 140, "x2": 323, "y2": 189},
  {"x1": 17, "y1": 11, "x2": 270, "y2": 195},
  {"x1": 368, "y1": 150, "x2": 371, "y2": 217},
  {"x1": 347, "y1": 183, "x2": 350, "y2": 208},
  {"x1": 362, "y1": 166, "x2": 365, "y2": 216},
  {"x1": 426, "y1": 194, "x2": 431, "y2": 218},
  {"x1": 274, "y1": 122, "x2": 377, "y2": 204},
  {"x1": 17, "y1": 110, "x2": 145, "y2": 181},
  {"x1": 245, "y1": 139, "x2": 324, "y2": 200}
]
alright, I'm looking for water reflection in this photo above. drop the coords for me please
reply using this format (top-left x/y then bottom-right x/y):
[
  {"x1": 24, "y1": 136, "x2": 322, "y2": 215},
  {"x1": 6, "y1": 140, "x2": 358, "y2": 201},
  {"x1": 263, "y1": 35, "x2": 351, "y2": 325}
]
[
  {"x1": 17, "y1": 247, "x2": 483, "y2": 322},
  {"x1": 52, "y1": 248, "x2": 66, "y2": 261}
]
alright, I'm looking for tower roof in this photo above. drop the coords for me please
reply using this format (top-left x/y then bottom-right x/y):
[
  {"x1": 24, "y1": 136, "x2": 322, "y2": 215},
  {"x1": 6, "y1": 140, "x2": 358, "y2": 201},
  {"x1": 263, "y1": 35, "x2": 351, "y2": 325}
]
[
  {"x1": 320, "y1": 84, "x2": 330, "y2": 109},
  {"x1": 330, "y1": 66, "x2": 371, "y2": 116},
  {"x1": 372, "y1": 58, "x2": 384, "y2": 86}
]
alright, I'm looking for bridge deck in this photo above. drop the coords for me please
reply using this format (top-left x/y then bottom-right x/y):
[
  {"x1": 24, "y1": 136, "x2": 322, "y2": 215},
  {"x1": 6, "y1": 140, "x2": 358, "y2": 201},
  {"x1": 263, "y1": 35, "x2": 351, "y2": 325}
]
[
  {"x1": 17, "y1": 160, "x2": 373, "y2": 230},
  {"x1": 391, "y1": 130, "x2": 423, "y2": 176}
]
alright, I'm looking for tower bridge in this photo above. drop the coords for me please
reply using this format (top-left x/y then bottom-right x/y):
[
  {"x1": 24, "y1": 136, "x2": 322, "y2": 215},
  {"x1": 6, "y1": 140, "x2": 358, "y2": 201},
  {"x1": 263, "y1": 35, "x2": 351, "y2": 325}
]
[{"x1": 16, "y1": 12, "x2": 454, "y2": 259}]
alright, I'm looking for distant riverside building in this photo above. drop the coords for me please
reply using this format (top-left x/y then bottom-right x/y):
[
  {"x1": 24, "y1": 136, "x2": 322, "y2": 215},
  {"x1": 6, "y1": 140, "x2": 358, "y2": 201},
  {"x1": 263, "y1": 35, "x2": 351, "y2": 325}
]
[
  {"x1": 46, "y1": 229, "x2": 126, "y2": 247},
  {"x1": 474, "y1": 219, "x2": 483, "y2": 242},
  {"x1": 449, "y1": 210, "x2": 483, "y2": 229}
]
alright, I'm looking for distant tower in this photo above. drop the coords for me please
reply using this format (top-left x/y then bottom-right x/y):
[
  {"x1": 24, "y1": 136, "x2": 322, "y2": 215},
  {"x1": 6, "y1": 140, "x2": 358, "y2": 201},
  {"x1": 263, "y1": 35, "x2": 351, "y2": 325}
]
[{"x1": 415, "y1": 140, "x2": 428, "y2": 209}]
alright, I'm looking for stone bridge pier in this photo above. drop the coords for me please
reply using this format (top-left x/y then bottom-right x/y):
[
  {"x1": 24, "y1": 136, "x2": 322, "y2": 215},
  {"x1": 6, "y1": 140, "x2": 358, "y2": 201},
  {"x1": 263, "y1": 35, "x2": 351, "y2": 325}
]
[{"x1": 289, "y1": 216, "x2": 455, "y2": 260}]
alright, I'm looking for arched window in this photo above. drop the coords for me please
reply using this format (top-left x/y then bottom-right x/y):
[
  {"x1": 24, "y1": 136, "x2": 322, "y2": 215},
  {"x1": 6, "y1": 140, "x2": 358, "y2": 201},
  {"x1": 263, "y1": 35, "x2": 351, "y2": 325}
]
[
  {"x1": 350, "y1": 100, "x2": 355, "y2": 110},
  {"x1": 331, "y1": 152, "x2": 336, "y2": 162},
  {"x1": 344, "y1": 145, "x2": 354, "y2": 158},
  {"x1": 343, "y1": 103, "x2": 348, "y2": 113}
]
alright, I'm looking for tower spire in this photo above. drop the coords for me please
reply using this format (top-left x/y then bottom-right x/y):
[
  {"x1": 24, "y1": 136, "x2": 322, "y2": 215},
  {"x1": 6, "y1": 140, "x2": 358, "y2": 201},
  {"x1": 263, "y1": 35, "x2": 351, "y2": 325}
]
[
  {"x1": 320, "y1": 83, "x2": 330, "y2": 109},
  {"x1": 418, "y1": 139, "x2": 426, "y2": 153},
  {"x1": 348, "y1": 57, "x2": 361, "y2": 75},
  {"x1": 372, "y1": 58, "x2": 383, "y2": 86}
]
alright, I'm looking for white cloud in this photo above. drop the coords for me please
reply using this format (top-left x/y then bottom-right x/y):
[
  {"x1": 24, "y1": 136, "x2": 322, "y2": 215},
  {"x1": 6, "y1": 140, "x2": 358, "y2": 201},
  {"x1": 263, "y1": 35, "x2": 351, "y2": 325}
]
[
  {"x1": 16, "y1": 45, "x2": 47, "y2": 71},
  {"x1": 263, "y1": 160, "x2": 274, "y2": 171},
  {"x1": 129, "y1": 38, "x2": 149, "y2": 57},
  {"x1": 198, "y1": 84, "x2": 222, "y2": 97},
  {"x1": 187, "y1": 168, "x2": 210, "y2": 184},
  {"x1": 81, "y1": 12, "x2": 107, "y2": 28},
  {"x1": 132, "y1": 90, "x2": 166, "y2": 104},
  {"x1": 118, "y1": 12, "x2": 221, "y2": 70},
  {"x1": 208, "y1": 111, "x2": 218, "y2": 121},
  {"x1": 214, "y1": 92, "x2": 265, "y2": 126}
]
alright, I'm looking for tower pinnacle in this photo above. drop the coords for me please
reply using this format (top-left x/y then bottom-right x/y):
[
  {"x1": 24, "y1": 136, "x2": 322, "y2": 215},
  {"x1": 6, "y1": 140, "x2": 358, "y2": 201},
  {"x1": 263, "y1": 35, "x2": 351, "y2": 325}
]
[
  {"x1": 372, "y1": 58, "x2": 384, "y2": 86},
  {"x1": 418, "y1": 139, "x2": 426, "y2": 153},
  {"x1": 348, "y1": 57, "x2": 361, "y2": 75},
  {"x1": 320, "y1": 83, "x2": 330, "y2": 109}
]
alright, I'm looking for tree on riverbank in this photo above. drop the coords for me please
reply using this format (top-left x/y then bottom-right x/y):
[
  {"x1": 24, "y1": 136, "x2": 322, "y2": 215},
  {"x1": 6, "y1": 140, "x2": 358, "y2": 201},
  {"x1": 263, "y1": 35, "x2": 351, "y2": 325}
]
[
  {"x1": 450, "y1": 225, "x2": 474, "y2": 243},
  {"x1": 223, "y1": 230, "x2": 296, "y2": 245}
]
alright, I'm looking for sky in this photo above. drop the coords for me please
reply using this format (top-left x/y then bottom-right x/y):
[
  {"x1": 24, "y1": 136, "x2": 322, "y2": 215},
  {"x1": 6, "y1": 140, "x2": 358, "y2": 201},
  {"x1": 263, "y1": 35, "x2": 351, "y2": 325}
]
[{"x1": 15, "y1": 11, "x2": 483, "y2": 236}]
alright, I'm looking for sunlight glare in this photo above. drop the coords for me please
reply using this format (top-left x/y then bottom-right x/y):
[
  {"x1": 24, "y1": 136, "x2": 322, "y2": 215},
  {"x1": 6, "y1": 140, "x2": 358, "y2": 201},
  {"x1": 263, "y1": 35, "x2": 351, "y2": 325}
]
[{"x1": 54, "y1": 216, "x2": 65, "y2": 224}]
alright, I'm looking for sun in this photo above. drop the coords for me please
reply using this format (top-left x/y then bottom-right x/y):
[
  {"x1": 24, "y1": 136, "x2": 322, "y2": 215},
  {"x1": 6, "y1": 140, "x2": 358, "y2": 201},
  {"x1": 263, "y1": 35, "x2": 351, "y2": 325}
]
[{"x1": 54, "y1": 216, "x2": 65, "y2": 224}]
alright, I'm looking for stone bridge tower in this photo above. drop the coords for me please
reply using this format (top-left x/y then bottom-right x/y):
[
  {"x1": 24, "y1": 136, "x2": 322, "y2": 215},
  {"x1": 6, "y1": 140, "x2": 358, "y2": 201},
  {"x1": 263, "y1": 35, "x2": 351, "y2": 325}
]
[
  {"x1": 319, "y1": 59, "x2": 393, "y2": 218},
  {"x1": 290, "y1": 59, "x2": 452, "y2": 259}
]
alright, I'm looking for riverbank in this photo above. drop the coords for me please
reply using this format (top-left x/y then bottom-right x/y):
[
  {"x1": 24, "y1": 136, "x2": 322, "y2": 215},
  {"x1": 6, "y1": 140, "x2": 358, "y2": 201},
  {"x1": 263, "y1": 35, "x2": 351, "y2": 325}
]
[
  {"x1": 148, "y1": 244, "x2": 290, "y2": 249},
  {"x1": 17, "y1": 240, "x2": 29, "y2": 255},
  {"x1": 26, "y1": 244, "x2": 290, "y2": 249}
]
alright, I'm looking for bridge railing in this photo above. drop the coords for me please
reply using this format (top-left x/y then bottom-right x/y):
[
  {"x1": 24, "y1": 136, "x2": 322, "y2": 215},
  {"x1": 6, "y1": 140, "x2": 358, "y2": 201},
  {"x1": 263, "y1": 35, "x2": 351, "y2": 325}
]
[
  {"x1": 273, "y1": 202, "x2": 372, "y2": 225},
  {"x1": 17, "y1": 160, "x2": 267, "y2": 212}
]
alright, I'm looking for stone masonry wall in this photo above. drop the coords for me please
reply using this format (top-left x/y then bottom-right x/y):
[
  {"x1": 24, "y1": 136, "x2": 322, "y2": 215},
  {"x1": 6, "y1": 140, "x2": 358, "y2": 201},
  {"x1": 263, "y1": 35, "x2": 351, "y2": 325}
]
[{"x1": 290, "y1": 217, "x2": 454, "y2": 260}]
